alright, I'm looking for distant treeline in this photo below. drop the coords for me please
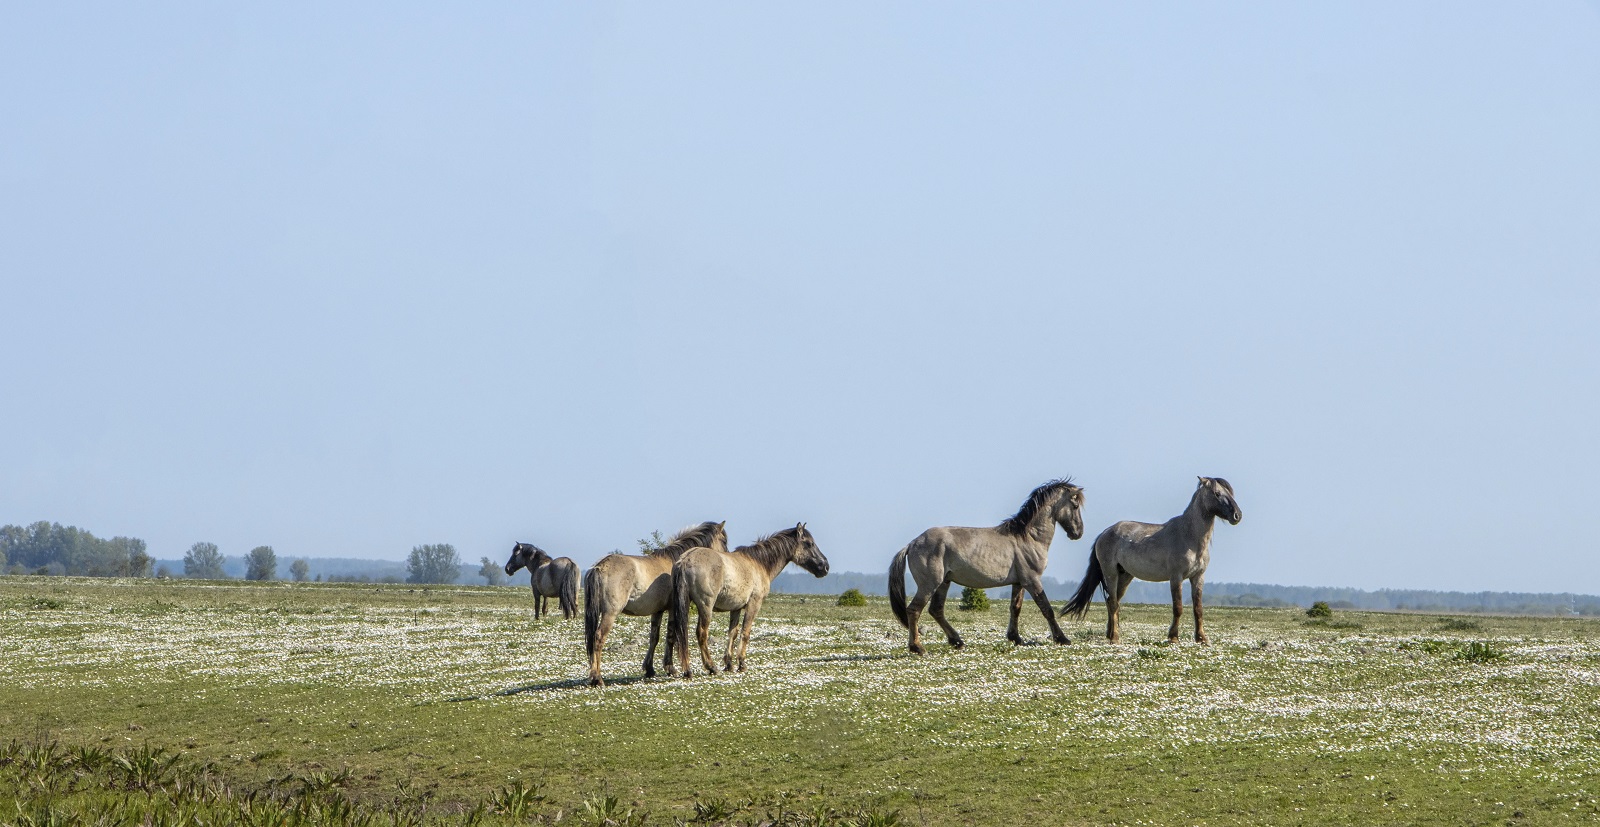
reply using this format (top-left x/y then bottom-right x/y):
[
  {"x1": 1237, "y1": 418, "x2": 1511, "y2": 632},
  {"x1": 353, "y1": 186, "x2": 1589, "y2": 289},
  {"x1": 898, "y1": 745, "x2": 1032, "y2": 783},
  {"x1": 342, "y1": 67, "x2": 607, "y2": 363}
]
[
  {"x1": 1, "y1": 522, "x2": 151, "y2": 577},
  {"x1": 771, "y1": 572, "x2": 1600, "y2": 616},
  {"x1": 8, "y1": 521, "x2": 1597, "y2": 616}
]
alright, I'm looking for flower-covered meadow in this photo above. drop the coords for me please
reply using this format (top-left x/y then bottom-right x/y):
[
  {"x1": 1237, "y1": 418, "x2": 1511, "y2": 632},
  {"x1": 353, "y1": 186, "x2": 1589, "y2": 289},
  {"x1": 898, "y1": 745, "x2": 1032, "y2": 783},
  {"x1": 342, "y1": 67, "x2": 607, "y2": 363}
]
[{"x1": 2, "y1": 577, "x2": 1597, "y2": 825}]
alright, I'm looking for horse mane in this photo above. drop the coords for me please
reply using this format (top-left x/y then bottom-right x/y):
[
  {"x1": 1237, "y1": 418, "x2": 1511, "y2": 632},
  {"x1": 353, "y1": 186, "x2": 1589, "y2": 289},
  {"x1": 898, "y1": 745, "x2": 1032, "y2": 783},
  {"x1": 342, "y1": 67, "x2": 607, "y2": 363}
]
[
  {"x1": 998, "y1": 478, "x2": 1077, "y2": 535},
  {"x1": 515, "y1": 542, "x2": 547, "y2": 557},
  {"x1": 733, "y1": 529, "x2": 801, "y2": 572},
  {"x1": 1211, "y1": 477, "x2": 1234, "y2": 495},
  {"x1": 648, "y1": 521, "x2": 724, "y2": 559}
]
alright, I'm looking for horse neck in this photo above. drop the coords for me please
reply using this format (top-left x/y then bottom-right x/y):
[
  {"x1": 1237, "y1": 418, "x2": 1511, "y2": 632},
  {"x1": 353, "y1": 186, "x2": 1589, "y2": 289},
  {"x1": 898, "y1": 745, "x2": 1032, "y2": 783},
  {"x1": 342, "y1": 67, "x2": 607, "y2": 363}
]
[
  {"x1": 1178, "y1": 493, "x2": 1218, "y2": 545},
  {"x1": 1021, "y1": 503, "x2": 1061, "y2": 547},
  {"x1": 737, "y1": 538, "x2": 795, "y2": 580}
]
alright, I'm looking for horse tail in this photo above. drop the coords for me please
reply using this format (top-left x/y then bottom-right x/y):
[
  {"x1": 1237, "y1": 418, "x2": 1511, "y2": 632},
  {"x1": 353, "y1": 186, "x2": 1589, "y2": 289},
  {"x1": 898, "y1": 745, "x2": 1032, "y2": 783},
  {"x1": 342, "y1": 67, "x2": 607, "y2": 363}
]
[
  {"x1": 887, "y1": 546, "x2": 911, "y2": 628},
  {"x1": 668, "y1": 561, "x2": 692, "y2": 666},
  {"x1": 1060, "y1": 551, "x2": 1104, "y2": 620},
  {"x1": 583, "y1": 567, "x2": 600, "y2": 659},
  {"x1": 560, "y1": 562, "x2": 579, "y2": 620}
]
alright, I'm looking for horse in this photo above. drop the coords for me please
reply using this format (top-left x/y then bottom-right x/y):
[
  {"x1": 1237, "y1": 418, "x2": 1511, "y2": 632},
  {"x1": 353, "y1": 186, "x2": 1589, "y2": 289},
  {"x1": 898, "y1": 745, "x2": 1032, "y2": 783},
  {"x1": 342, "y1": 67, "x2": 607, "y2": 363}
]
[
  {"x1": 669, "y1": 523, "x2": 829, "y2": 676},
  {"x1": 1060, "y1": 476, "x2": 1242, "y2": 644},
  {"x1": 503, "y1": 542, "x2": 580, "y2": 620},
  {"x1": 581, "y1": 521, "x2": 727, "y2": 687},
  {"x1": 888, "y1": 479, "x2": 1084, "y2": 654}
]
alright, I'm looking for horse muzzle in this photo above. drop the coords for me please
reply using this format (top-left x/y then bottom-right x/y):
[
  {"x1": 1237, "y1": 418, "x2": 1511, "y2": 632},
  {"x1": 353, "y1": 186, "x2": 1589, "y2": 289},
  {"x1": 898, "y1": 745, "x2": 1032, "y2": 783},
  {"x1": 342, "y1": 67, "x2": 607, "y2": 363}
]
[{"x1": 1226, "y1": 509, "x2": 1242, "y2": 525}]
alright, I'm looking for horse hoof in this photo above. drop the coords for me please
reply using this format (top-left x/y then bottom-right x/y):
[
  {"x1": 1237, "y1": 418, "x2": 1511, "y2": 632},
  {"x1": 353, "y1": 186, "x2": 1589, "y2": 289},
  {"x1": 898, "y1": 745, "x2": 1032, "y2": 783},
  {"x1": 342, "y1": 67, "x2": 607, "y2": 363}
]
[
  {"x1": 948, "y1": 638, "x2": 964, "y2": 649},
  {"x1": 589, "y1": 678, "x2": 604, "y2": 688},
  {"x1": 1006, "y1": 634, "x2": 1023, "y2": 646},
  {"x1": 1197, "y1": 636, "x2": 1210, "y2": 646},
  {"x1": 1054, "y1": 636, "x2": 1071, "y2": 645},
  {"x1": 909, "y1": 644, "x2": 926, "y2": 656}
]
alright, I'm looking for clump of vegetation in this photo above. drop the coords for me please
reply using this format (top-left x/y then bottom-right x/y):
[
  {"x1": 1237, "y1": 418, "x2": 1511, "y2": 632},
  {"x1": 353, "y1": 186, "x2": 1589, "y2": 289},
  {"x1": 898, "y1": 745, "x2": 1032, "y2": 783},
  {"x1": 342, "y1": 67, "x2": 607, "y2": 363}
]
[
  {"x1": 957, "y1": 586, "x2": 990, "y2": 611},
  {"x1": 1306, "y1": 601, "x2": 1333, "y2": 618},
  {"x1": 1436, "y1": 617, "x2": 1483, "y2": 632},
  {"x1": 1455, "y1": 641, "x2": 1508, "y2": 664},
  {"x1": 837, "y1": 588, "x2": 867, "y2": 607}
]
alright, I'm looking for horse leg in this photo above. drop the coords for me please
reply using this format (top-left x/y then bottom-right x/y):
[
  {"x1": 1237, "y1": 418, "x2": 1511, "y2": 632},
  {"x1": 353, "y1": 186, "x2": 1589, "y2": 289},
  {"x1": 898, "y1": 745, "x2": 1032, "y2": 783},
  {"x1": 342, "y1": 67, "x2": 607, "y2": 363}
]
[
  {"x1": 724, "y1": 608, "x2": 742, "y2": 672},
  {"x1": 905, "y1": 585, "x2": 933, "y2": 655},
  {"x1": 1191, "y1": 577, "x2": 1209, "y2": 644},
  {"x1": 1103, "y1": 566, "x2": 1122, "y2": 643},
  {"x1": 589, "y1": 612, "x2": 615, "y2": 687},
  {"x1": 1025, "y1": 581, "x2": 1070, "y2": 645},
  {"x1": 696, "y1": 604, "x2": 719, "y2": 674},
  {"x1": 737, "y1": 598, "x2": 761, "y2": 672},
  {"x1": 643, "y1": 612, "x2": 662, "y2": 678},
  {"x1": 928, "y1": 581, "x2": 963, "y2": 649},
  {"x1": 1168, "y1": 579, "x2": 1183, "y2": 643},
  {"x1": 1006, "y1": 585, "x2": 1025, "y2": 645}
]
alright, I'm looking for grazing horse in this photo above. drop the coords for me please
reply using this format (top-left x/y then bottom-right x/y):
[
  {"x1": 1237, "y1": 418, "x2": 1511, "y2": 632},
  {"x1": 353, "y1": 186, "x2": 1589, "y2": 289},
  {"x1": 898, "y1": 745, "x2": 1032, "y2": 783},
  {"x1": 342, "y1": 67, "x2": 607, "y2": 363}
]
[
  {"x1": 581, "y1": 521, "x2": 727, "y2": 687},
  {"x1": 1060, "y1": 477, "x2": 1242, "y2": 644},
  {"x1": 670, "y1": 524, "x2": 829, "y2": 676},
  {"x1": 888, "y1": 479, "x2": 1084, "y2": 654},
  {"x1": 503, "y1": 542, "x2": 579, "y2": 620}
]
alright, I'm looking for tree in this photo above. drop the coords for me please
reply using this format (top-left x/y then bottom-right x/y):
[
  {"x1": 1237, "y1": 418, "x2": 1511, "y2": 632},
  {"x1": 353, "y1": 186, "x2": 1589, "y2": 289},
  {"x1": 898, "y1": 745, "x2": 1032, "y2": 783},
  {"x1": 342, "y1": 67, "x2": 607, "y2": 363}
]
[
  {"x1": 245, "y1": 546, "x2": 277, "y2": 581},
  {"x1": 637, "y1": 530, "x2": 669, "y2": 553},
  {"x1": 289, "y1": 559, "x2": 310, "y2": 582},
  {"x1": 184, "y1": 542, "x2": 227, "y2": 579},
  {"x1": 406, "y1": 544, "x2": 461, "y2": 584},
  {"x1": 479, "y1": 556, "x2": 506, "y2": 586},
  {"x1": 958, "y1": 586, "x2": 991, "y2": 611}
]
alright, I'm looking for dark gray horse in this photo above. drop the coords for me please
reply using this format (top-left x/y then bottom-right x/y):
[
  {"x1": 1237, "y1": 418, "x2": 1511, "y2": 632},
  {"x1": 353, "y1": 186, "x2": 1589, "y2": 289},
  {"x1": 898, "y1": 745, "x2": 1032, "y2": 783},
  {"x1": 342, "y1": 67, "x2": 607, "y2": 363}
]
[
  {"x1": 1060, "y1": 477, "x2": 1241, "y2": 644},
  {"x1": 889, "y1": 479, "x2": 1084, "y2": 654},
  {"x1": 504, "y1": 542, "x2": 579, "y2": 620}
]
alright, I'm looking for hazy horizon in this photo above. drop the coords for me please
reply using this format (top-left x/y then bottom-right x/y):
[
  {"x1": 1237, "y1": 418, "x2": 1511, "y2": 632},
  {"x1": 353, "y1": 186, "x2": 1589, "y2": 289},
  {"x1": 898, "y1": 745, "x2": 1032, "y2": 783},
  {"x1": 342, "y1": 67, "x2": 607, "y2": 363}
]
[{"x1": 4, "y1": 4, "x2": 1598, "y2": 594}]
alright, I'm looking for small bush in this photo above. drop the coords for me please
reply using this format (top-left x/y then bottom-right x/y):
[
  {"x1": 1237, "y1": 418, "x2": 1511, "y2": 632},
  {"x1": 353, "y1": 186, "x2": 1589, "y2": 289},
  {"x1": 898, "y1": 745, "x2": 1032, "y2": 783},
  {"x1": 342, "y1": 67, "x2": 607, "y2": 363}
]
[
  {"x1": 1306, "y1": 601, "x2": 1332, "y2": 618},
  {"x1": 837, "y1": 588, "x2": 867, "y2": 607},
  {"x1": 1437, "y1": 617, "x2": 1483, "y2": 632},
  {"x1": 958, "y1": 587, "x2": 990, "y2": 611},
  {"x1": 1456, "y1": 641, "x2": 1508, "y2": 664}
]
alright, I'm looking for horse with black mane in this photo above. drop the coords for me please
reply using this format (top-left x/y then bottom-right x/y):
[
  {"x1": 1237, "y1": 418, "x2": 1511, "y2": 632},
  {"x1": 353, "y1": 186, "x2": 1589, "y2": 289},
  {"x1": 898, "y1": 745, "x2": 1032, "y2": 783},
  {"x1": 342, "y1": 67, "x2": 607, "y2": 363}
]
[
  {"x1": 1060, "y1": 476, "x2": 1241, "y2": 644},
  {"x1": 889, "y1": 479, "x2": 1084, "y2": 654}
]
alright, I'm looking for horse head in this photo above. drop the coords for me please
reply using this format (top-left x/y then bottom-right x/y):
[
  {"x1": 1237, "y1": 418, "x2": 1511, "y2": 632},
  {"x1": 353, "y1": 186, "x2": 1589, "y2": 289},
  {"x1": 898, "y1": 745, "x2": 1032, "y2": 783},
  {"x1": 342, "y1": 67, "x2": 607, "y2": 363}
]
[
  {"x1": 790, "y1": 522, "x2": 829, "y2": 577},
  {"x1": 1052, "y1": 481, "x2": 1086, "y2": 540},
  {"x1": 1198, "y1": 477, "x2": 1242, "y2": 525},
  {"x1": 504, "y1": 542, "x2": 550, "y2": 576}
]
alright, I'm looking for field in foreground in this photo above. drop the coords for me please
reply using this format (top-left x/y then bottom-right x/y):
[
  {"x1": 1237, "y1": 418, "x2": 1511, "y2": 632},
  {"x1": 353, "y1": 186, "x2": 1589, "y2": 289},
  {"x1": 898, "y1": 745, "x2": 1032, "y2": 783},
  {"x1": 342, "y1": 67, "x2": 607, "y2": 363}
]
[{"x1": 2, "y1": 577, "x2": 1598, "y2": 826}]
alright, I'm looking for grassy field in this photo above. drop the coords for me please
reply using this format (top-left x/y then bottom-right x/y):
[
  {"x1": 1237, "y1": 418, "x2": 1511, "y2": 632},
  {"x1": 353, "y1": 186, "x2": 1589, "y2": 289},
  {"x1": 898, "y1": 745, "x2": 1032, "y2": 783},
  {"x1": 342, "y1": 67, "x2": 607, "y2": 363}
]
[{"x1": 2, "y1": 576, "x2": 1598, "y2": 826}]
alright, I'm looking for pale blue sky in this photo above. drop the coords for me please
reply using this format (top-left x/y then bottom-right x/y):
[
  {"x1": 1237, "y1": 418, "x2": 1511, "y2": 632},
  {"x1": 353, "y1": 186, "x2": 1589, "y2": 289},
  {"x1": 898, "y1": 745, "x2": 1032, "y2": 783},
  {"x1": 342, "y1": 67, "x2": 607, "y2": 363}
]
[{"x1": 3, "y1": 3, "x2": 1597, "y2": 592}]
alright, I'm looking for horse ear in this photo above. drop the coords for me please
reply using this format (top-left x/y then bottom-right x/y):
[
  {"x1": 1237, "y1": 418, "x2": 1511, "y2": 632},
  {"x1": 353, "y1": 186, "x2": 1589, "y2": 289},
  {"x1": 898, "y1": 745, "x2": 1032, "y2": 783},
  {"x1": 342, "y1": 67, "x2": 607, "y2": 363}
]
[{"x1": 1197, "y1": 476, "x2": 1206, "y2": 486}]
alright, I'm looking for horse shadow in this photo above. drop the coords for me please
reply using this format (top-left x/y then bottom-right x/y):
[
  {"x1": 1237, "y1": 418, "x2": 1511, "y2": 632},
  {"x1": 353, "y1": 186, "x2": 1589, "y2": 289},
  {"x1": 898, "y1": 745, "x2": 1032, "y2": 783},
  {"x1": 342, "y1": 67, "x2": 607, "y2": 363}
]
[
  {"x1": 799, "y1": 652, "x2": 902, "y2": 664},
  {"x1": 442, "y1": 673, "x2": 661, "y2": 702}
]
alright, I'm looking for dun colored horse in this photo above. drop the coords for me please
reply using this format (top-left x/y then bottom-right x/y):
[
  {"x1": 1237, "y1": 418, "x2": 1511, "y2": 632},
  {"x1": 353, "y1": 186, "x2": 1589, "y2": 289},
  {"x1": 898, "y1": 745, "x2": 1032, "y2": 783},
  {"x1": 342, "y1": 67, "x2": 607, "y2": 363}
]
[
  {"x1": 581, "y1": 521, "x2": 727, "y2": 687},
  {"x1": 1060, "y1": 477, "x2": 1242, "y2": 644},
  {"x1": 889, "y1": 479, "x2": 1084, "y2": 654},
  {"x1": 670, "y1": 524, "x2": 829, "y2": 676},
  {"x1": 503, "y1": 542, "x2": 579, "y2": 620}
]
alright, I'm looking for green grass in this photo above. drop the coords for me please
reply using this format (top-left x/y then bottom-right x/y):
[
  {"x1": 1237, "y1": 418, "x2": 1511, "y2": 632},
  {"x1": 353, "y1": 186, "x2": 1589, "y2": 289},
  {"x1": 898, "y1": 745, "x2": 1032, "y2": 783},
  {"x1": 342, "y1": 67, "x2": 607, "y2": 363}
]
[{"x1": 3, "y1": 577, "x2": 1600, "y2": 825}]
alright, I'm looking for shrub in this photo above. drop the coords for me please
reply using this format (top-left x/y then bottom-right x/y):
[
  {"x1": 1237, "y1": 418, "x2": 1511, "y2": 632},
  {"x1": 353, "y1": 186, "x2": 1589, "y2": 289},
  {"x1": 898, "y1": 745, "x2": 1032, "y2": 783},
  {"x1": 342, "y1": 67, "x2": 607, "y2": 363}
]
[
  {"x1": 1306, "y1": 601, "x2": 1333, "y2": 618},
  {"x1": 1456, "y1": 641, "x2": 1507, "y2": 664},
  {"x1": 958, "y1": 587, "x2": 990, "y2": 611},
  {"x1": 837, "y1": 588, "x2": 867, "y2": 607}
]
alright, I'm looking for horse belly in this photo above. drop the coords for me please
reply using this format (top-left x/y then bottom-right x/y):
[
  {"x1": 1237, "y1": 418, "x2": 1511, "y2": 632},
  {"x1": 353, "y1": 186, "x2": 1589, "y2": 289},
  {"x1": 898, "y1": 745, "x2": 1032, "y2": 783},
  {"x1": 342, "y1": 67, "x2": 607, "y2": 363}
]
[
  {"x1": 624, "y1": 573, "x2": 671, "y2": 616},
  {"x1": 944, "y1": 557, "x2": 1013, "y2": 590}
]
